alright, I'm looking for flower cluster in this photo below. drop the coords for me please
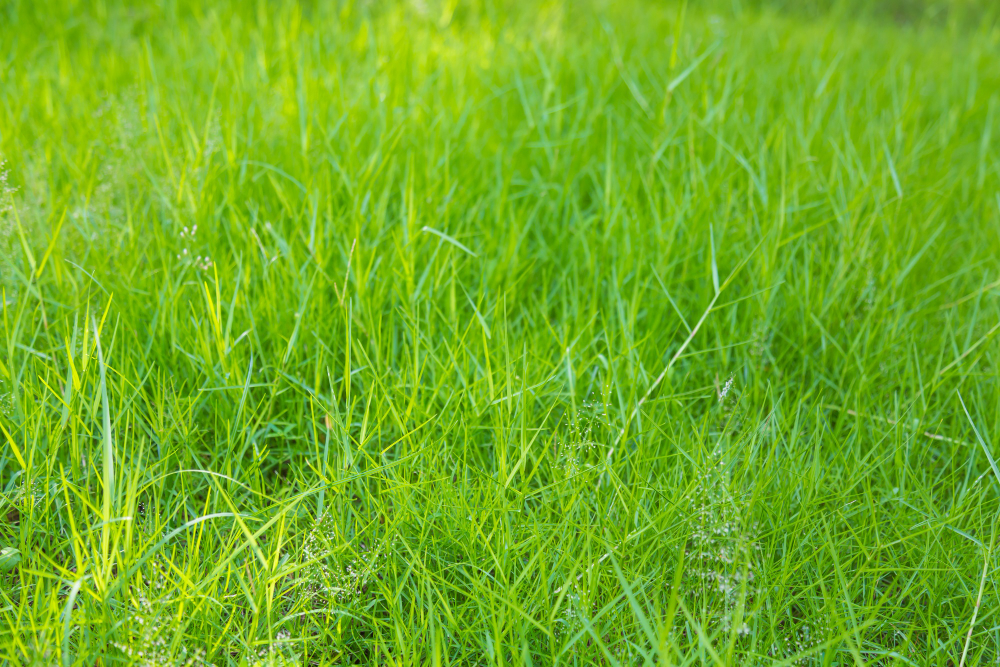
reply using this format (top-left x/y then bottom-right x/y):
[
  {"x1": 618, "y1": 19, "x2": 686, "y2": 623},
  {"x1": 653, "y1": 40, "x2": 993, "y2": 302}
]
[
  {"x1": 176, "y1": 223, "x2": 213, "y2": 271},
  {"x1": 0, "y1": 377, "x2": 14, "y2": 417},
  {"x1": 301, "y1": 512, "x2": 392, "y2": 605},
  {"x1": 680, "y1": 449, "x2": 760, "y2": 638},
  {"x1": 718, "y1": 375, "x2": 734, "y2": 403},
  {"x1": 252, "y1": 629, "x2": 300, "y2": 666},
  {"x1": 4, "y1": 478, "x2": 49, "y2": 512},
  {"x1": 716, "y1": 373, "x2": 744, "y2": 433},
  {"x1": 112, "y1": 560, "x2": 209, "y2": 667},
  {"x1": 0, "y1": 160, "x2": 15, "y2": 240},
  {"x1": 554, "y1": 579, "x2": 587, "y2": 642},
  {"x1": 767, "y1": 618, "x2": 832, "y2": 665},
  {"x1": 559, "y1": 396, "x2": 608, "y2": 478}
]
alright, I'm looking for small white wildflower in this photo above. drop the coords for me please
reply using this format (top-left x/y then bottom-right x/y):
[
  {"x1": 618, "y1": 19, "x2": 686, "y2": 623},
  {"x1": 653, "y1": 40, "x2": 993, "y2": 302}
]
[
  {"x1": 719, "y1": 376, "x2": 734, "y2": 402},
  {"x1": 554, "y1": 579, "x2": 589, "y2": 651},
  {"x1": 676, "y1": 448, "x2": 760, "y2": 641},
  {"x1": 0, "y1": 378, "x2": 14, "y2": 416},
  {"x1": 112, "y1": 558, "x2": 210, "y2": 667},
  {"x1": 175, "y1": 222, "x2": 213, "y2": 270},
  {"x1": 301, "y1": 512, "x2": 394, "y2": 605},
  {"x1": 0, "y1": 160, "x2": 17, "y2": 240},
  {"x1": 559, "y1": 395, "x2": 609, "y2": 477},
  {"x1": 251, "y1": 629, "x2": 298, "y2": 667}
]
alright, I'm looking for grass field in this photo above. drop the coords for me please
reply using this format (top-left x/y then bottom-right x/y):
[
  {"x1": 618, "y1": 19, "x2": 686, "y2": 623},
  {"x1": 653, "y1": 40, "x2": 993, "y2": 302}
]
[{"x1": 2, "y1": 0, "x2": 1000, "y2": 664}]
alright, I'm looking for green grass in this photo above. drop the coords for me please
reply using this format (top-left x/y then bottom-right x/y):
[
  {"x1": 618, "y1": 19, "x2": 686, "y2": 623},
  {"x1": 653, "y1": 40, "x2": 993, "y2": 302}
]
[{"x1": 1, "y1": 0, "x2": 999, "y2": 664}]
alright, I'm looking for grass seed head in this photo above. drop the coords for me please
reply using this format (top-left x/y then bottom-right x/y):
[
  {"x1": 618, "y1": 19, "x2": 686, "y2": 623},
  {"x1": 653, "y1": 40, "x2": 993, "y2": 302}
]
[
  {"x1": 680, "y1": 447, "x2": 761, "y2": 638},
  {"x1": 112, "y1": 558, "x2": 209, "y2": 667},
  {"x1": 301, "y1": 512, "x2": 394, "y2": 607}
]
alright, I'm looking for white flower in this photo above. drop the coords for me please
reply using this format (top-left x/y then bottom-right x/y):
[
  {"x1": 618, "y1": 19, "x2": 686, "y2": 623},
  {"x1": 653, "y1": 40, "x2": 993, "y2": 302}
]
[{"x1": 719, "y1": 376, "x2": 734, "y2": 402}]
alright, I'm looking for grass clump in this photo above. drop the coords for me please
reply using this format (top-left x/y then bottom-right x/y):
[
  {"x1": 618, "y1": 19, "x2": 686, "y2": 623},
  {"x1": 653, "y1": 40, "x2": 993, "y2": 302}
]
[{"x1": 1, "y1": 0, "x2": 1000, "y2": 664}]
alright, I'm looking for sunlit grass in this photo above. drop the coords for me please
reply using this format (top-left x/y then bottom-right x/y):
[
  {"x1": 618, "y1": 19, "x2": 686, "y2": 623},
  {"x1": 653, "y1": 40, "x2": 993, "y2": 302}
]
[{"x1": 1, "y1": 0, "x2": 1000, "y2": 664}]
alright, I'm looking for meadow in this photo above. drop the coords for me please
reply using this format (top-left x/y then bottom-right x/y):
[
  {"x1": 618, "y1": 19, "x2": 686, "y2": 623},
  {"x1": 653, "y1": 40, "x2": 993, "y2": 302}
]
[{"x1": 1, "y1": 0, "x2": 1000, "y2": 664}]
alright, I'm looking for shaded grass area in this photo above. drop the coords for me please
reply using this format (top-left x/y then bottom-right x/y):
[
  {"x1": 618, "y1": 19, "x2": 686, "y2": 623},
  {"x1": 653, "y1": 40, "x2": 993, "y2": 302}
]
[{"x1": 1, "y1": 0, "x2": 1000, "y2": 664}]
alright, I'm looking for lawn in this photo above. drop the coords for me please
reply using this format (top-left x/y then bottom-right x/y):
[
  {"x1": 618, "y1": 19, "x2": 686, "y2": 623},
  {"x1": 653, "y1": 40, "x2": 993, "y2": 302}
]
[{"x1": 1, "y1": 0, "x2": 1000, "y2": 664}]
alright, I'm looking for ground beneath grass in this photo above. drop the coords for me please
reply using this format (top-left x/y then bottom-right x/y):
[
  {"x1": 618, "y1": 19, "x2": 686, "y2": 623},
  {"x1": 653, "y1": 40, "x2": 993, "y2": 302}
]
[{"x1": 1, "y1": 0, "x2": 1000, "y2": 664}]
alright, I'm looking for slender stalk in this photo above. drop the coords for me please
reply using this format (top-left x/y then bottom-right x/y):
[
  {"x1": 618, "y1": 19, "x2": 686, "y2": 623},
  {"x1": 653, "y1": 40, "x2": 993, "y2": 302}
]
[{"x1": 94, "y1": 317, "x2": 114, "y2": 567}]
